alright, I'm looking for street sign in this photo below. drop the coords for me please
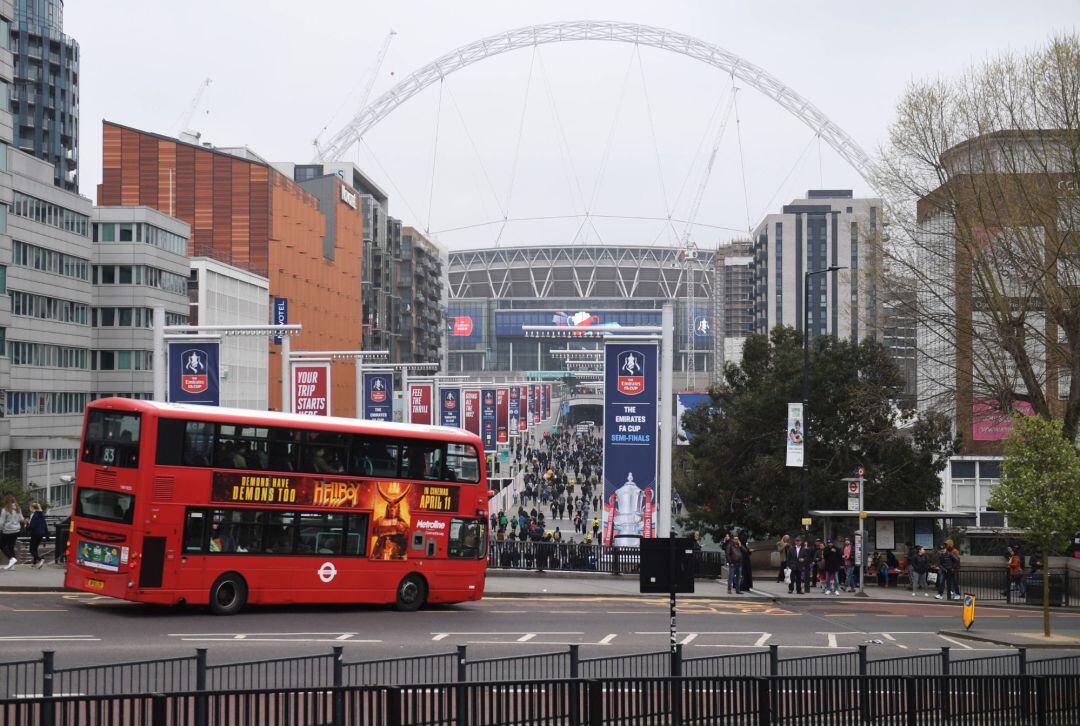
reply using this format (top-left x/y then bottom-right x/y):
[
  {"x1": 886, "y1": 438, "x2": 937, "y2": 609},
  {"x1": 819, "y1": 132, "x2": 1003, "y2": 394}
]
[
  {"x1": 962, "y1": 594, "x2": 976, "y2": 629},
  {"x1": 857, "y1": 467, "x2": 865, "y2": 477},
  {"x1": 848, "y1": 496, "x2": 860, "y2": 512},
  {"x1": 801, "y1": 517, "x2": 812, "y2": 527},
  {"x1": 848, "y1": 481, "x2": 861, "y2": 495},
  {"x1": 854, "y1": 533, "x2": 864, "y2": 562}
]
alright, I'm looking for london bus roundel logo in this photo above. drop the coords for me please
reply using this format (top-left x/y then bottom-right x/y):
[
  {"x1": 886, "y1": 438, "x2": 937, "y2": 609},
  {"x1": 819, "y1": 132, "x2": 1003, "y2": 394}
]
[{"x1": 318, "y1": 561, "x2": 337, "y2": 583}]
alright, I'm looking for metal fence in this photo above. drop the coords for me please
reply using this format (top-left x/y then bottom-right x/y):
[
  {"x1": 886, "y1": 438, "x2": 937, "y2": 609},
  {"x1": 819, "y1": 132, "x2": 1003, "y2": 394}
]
[
  {"x1": 4, "y1": 643, "x2": 1079, "y2": 700},
  {"x1": 2, "y1": 675, "x2": 1079, "y2": 725},
  {"x1": 487, "y1": 541, "x2": 724, "y2": 577}
]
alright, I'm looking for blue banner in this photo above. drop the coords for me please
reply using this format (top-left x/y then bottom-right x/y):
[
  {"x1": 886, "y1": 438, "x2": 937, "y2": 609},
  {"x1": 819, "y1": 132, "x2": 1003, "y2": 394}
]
[
  {"x1": 480, "y1": 388, "x2": 497, "y2": 450},
  {"x1": 168, "y1": 341, "x2": 220, "y2": 405},
  {"x1": 440, "y1": 387, "x2": 461, "y2": 428},
  {"x1": 508, "y1": 386, "x2": 520, "y2": 433},
  {"x1": 273, "y1": 297, "x2": 288, "y2": 344},
  {"x1": 363, "y1": 372, "x2": 393, "y2": 422},
  {"x1": 690, "y1": 306, "x2": 712, "y2": 342},
  {"x1": 602, "y1": 341, "x2": 658, "y2": 548}
]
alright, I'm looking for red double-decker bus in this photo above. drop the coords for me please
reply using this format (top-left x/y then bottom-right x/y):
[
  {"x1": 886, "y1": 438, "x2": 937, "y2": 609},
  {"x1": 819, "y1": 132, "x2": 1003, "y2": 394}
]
[{"x1": 65, "y1": 398, "x2": 488, "y2": 614}]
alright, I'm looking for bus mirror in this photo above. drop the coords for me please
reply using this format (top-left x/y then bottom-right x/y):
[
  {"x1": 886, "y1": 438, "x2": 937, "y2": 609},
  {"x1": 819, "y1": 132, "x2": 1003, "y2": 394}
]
[{"x1": 487, "y1": 490, "x2": 495, "y2": 497}]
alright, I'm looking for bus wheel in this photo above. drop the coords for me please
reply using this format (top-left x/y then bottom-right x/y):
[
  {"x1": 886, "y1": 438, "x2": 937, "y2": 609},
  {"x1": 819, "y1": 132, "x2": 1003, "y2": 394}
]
[
  {"x1": 395, "y1": 574, "x2": 427, "y2": 612},
  {"x1": 209, "y1": 573, "x2": 248, "y2": 616}
]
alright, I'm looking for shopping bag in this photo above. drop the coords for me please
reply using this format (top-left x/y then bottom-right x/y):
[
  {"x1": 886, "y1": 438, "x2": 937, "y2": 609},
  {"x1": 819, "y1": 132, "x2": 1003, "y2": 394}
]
[
  {"x1": 784, "y1": 568, "x2": 792, "y2": 584},
  {"x1": 927, "y1": 571, "x2": 938, "y2": 585}
]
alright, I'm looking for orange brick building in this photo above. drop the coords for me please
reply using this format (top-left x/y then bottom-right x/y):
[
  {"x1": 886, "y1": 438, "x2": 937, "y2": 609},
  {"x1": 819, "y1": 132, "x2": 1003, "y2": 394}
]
[{"x1": 98, "y1": 121, "x2": 363, "y2": 415}]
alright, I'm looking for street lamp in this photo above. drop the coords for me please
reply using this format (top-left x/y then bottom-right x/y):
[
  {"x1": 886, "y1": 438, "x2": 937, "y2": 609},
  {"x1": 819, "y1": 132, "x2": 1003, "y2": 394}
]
[{"x1": 802, "y1": 265, "x2": 847, "y2": 520}]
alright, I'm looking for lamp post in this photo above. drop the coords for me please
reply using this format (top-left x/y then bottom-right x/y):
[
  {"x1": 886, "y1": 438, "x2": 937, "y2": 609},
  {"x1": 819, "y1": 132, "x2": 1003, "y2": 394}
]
[{"x1": 801, "y1": 265, "x2": 847, "y2": 520}]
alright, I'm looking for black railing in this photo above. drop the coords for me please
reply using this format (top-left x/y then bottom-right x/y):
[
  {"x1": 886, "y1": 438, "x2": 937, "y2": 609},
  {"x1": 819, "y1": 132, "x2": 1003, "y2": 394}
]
[
  {"x1": 487, "y1": 541, "x2": 724, "y2": 577},
  {"x1": 2, "y1": 675, "x2": 1079, "y2": 725},
  {"x1": 4, "y1": 643, "x2": 1078, "y2": 700}
]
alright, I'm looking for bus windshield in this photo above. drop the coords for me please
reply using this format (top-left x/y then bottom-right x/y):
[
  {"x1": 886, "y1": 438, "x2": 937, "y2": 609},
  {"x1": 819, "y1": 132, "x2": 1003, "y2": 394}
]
[
  {"x1": 82, "y1": 409, "x2": 141, "y2": 468},
  {"x1": 76, "y1": 487, "x2": 135, "y2": 524}
]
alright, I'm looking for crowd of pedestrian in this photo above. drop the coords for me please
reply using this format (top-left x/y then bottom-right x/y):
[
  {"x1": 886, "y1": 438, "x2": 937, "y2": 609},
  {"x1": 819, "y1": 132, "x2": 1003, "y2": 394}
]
[
  {"x1": 0, "y1": 495, "x2": 51, "y2": 570},
  {"x1": 489, "y1": 429, "x2": 603, "y2": 548}
]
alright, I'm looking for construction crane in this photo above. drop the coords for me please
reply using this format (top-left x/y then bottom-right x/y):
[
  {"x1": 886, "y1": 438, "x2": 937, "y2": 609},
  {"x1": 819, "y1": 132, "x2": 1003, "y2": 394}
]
[
  {"x1": 172, "y1": 78, "x2": 212, "y2": 138},
  {"x1": 313, "y1": 30, "x2": 396, "y2": 161},
  {"x1": 679, "y1": 88, "x2": 737, "y2": 389}
]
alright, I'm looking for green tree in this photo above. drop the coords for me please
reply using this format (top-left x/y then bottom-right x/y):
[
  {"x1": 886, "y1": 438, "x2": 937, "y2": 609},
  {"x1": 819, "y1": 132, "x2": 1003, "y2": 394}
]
[
  {"x1": 677, "y1": 327, "x2": 956, "y2": 538},
  {"x1": 992, "y1": 415, "x2": 1080, "y2": 637}
]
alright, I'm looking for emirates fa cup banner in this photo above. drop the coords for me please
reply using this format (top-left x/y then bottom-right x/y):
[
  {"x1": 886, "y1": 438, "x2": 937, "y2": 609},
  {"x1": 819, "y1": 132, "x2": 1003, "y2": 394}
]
[
  {"x1": 440, "y1": 387, "x2": 461, "y2": 428},
  {"x1": 363, "y1": 372, "x2": 393, "y2": 422},
  {"x1": 496, "y1": 388, "x2": 509, "y2": 444},
  {"x1": 508, "y1": 386, "x2": 520, "y2": 433},
  {"x1": 168, "y1": 340, "x2": 220, "y2": 406},
  {"x1": 602, "y1": 341, "x2": 659, "y2": 547},
  {"x1": 518, "y1": 385, "x2": 529, "y2": 431}
]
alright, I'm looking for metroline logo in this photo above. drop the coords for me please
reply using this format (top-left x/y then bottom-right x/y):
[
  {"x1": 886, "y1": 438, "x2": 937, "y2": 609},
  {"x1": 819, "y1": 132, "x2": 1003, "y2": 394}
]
[{"x1": 416, "y1": 519, "x2": 446, "y2": 530}]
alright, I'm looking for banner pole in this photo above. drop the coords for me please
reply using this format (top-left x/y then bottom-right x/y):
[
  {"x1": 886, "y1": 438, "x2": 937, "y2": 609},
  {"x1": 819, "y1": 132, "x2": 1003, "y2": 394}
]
[
  {"x1": 658, "y1": 303, "x2": 674, "y2": 538},
  {"x1": 153, "y1": 307, "x2": 166, "y2": 402},
  {"x1": 281, "y1": 335, "x2": 292, "y2": 414}
]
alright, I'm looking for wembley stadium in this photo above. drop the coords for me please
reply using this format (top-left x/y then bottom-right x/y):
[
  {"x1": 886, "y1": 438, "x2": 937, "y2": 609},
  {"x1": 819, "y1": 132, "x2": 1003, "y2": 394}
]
[{"x1": 445, "y1": 244, "x2": 719, "y2": 388}]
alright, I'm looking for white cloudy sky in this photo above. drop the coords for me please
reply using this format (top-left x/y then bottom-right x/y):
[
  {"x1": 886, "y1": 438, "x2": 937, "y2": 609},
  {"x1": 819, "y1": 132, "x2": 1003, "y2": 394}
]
[{"x1": 68, "y1": 1, "x2": 1076, "y2": 250}]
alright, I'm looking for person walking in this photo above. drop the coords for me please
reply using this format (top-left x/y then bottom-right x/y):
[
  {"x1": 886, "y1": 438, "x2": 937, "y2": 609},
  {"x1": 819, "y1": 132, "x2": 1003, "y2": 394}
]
[
  {"x1": 26, "y1": 503, "x2": 48, "y2": 569},
  {"x1": 935, "y1": 544, "x2": 957, "y2": 600},
  {"x1": 910, "y1": 546, "x2": 930, "y2": 597},
  {"x1": 0, "y1": 495, "x2": 23, "y2": 570},
  {"x1": 1007, "y1": 546, "x2": 1026, "y2": 599},
  {"x1": 785, "y1": 537, "x2": 808, "y2": 594},
  {"x1": 775, "y1": 535, "x2": 791, "y2": 583}
]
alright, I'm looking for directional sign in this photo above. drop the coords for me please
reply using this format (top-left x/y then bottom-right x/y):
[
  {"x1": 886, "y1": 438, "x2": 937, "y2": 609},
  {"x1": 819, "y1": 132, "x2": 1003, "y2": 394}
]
[{"x1": 962, "y1": 594, "x2": 976, "y2": 630}]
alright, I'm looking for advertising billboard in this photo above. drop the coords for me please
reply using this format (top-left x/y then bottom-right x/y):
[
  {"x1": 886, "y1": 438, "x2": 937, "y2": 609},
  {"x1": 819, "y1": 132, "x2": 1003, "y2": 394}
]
[
  {"x1": 168, "y1": 340, "x2": 220, "y2": 406},
  {"x1": 602, "y1": 342, "x2": 659, "y2": 548},
  {"x1": 676, "y1": 392, "x2": 711, "y2": 445},
  {"x1": 440, "y1": 387, "x2": 461, "y2": 428},
  {"x1": 463, "y1": 389, "x2": 481, "y2": 436},
  {"x1": 481, "y1": 388, "x2": 497, "y2": 450},
  {"x1": 508, "y1": 386, "x2": 520, "y2": 433},
  {"x1": 409, "y1": 382, "x2": 434, "y2": 425},
  {"x1": 786, "y1": 403, "x2": 804, "y2": 467},
  {"x1": 292, "y1": 362, "x2": 331, "y2": 416},
  {"x1": 496, "y1": 388, "x2": 509, "y2": 444},
  {"x1": 363, "y1": 372, "x2": 393, "y2": 422}
]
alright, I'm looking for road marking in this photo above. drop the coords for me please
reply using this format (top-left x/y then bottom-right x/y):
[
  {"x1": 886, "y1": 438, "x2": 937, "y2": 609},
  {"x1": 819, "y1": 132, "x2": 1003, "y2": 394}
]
[
  {"x1": 233, "y1": 634, "x2": 246, "y2": 640},
  {"x1": 427, "y1": 632, "x2": 583, "y2": 636},
  {"x1": 0, "y1": 635, "x2": 98, "y2": 641},
  {"x1": 938, "y1": 635, "x2": 973, "y2": 650},
  {"x1": 517, "y1": 634, "x2": 536, "y2": 642},
  {"x1": 599, "y1": 634, "x2": 617, "y2": 645},
  {"x1": 634, "y1": 631, "x2": 769, "y2": 635},
  {"x1": 10, "y1": 609, "x2": 67, "y2": 612},
  {"x1": 680, "y1": 633, "x2": 698, "y2": 646},
  {"x1": 881, "y1": 633, "x2": 896, "y2": 641},
  {"x1": 335, "y1": 633, "x2": 357, "y2": 641},
  {"x1": 755, "y1": 633, "x2": 771, "y2": 647},
  {"x1": 432, "y1": 634, "x2": 449, "y2": 641},
  {"x1": 179, "y1": 637, "x2": 381, "y2": 643},
  {"x1": 827, "y1": 633, "x2": 838, "y2": 649}
]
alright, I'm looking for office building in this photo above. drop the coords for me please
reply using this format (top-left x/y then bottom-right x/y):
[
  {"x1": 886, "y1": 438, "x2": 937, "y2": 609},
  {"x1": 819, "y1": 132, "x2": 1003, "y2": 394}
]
[
  {"x1": 917, "y1": 130, "x2": 1074, "y2": 528},
  {"x1": 188, "y1": 257, "x2": 269, "y2": 410},
  {"x1": 97, "y1": 123, "x2": 364, "y2": 416},
  {"x1": 10, "y1": 0, "x2": 79, "y2": 191},
  {"x1": 750, "y1": 190, "x2": 883, "y2": 341}
]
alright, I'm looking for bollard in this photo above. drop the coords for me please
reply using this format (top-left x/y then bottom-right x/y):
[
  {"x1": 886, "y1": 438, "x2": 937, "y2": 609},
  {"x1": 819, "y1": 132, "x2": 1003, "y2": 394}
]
[
  {"x1": 332, "y1": 646, "x2": 345, "y2": 725},
  {"x1": 41, "y1": 651, "x2": 55, "y2": 726},
  {"x1": 569, "y1": 644, "x2": 580, "y2": 678},
  {"x1": 768, "y1": 644, "x2": 779, "y2": 676},
  {"x1": 1018, "y1": 647, "x2": 1027, "y2": 675},
  {"x1": 195, "y1": 649, "x2": 208, "y2": 725},
  {"x1": 456, "y1": 645, "x2": 468, "y2": 726}
]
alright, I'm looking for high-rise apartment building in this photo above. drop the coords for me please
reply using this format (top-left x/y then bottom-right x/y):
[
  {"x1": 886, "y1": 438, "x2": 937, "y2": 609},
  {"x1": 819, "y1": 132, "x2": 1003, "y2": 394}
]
[
  {"x1": 401, "y1": 226, "x2": 443, "y2": 364},
  {"x1": 10, "y1": 0, "x2": 78, "y2": 191},
  {"x1": 750, "y1": 190, "x2": 883, "y2": 341},
  {"x1": 712, "y1": 240, "x2": 753, "y2": 370}
]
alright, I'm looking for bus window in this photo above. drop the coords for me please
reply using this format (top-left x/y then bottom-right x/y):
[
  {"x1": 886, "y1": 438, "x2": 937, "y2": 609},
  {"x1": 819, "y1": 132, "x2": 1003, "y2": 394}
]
[
  {"x1": 209, "y1": 509, "x2": 264, "y2": 554},
  {"x1": 267, "y1": 428, "x2": 300, "y2": 472},
  {"x1": 299, "y1": 512, "x2": 346, "y2": 555},
  {"x1": 183, "y1": 421, "x2": 214, "y2": 467},
  {"x1": 263, "y1": 511, "x2": 296, "y2": 554},
  {"x1": 183, "y1": 510, "x2": 206, "y2": 552},
  {"x1": 215, "y1": 426, "x2": 274, "y2": 471},
  {"x1": 345, "y1": 514, "x2": 369, "y2": 556},
  {"x1": 349, "y1": 436, "x2": 398, "y2": 478},
  {"x1": 82, "y1": 409, "x2": 141, "y2": 468},
  {"x1": 156, "y1": 419, "x2": 186, "y2": 465},
  {"x1": 301, "y1": 432, "x2": 348, "y2": 475},
  {"x1": 76, "y1": 487, "x2": 135, "y2": 525},
  {"x1": 445, "y1": 443, "x2": 480, "y2": 483},
  {"x1": 448, "y1": 518, "x2": 485, "y2": 559},
  {"x1": 401, "y1": 441, "x2": 443, "y2": 481}
]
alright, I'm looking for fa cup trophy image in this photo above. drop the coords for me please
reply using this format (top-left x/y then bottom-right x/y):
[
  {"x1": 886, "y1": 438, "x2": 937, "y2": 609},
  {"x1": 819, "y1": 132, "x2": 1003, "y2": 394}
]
[{"x1": 608, "y1": 472, "x2": 646, "y2": 548}]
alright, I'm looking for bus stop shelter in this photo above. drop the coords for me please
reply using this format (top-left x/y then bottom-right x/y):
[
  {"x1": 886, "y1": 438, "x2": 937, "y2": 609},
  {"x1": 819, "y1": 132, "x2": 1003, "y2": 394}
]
[{"x1": 808, "y1": 510, "x2": 977, "y2": 553}]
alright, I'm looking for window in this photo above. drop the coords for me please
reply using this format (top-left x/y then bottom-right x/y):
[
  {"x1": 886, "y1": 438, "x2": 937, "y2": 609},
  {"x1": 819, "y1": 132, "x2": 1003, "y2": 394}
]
[
  {"x1": 0, "y1": 142, "x2": 7, "y2": 172},
  {"x1": 119, "y1": 224, "x2": 133, "y2": 242},
  {"x1": 81, "y1": 409, "x2": 140, "y2": 468},
  {"x1": 401, "y1": 441, "x2": 444, "y2": 481},
  {"x1": 12, "y1": 192, "x2": 88, "y2": 236},
  {"x1": 118, "y1": 266, "x2": 132, "y2": 284},
  {"x1": 76, "y1": 488, "x2": 135, "y2": 525},
  {"x1": 301, "y1": 431, "x2": 348, "y2": 474},
  {"x1": 445, "y1": 443, "x2": 480, "y2": 483},
  {"x1": 263, "y1": 511, "x2": 296, "y2": 554},
  {"x1": 350, "y1": 436, "x2": 398, "y2": 477},
  {"x1": 297, "y1": 512, "x2": 346, "y2": 555},
  {"x1": 448, "y1": 518, "x2": 485, "y2": 559}
]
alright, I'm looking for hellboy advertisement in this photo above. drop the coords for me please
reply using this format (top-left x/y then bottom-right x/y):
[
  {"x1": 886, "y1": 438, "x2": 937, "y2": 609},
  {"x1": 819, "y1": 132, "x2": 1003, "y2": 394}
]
[{"x1": 211, "y1": 473, "x2": 459, "y2": 561}]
